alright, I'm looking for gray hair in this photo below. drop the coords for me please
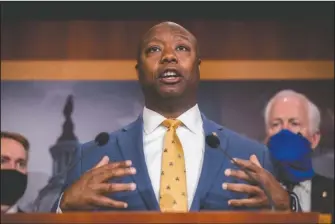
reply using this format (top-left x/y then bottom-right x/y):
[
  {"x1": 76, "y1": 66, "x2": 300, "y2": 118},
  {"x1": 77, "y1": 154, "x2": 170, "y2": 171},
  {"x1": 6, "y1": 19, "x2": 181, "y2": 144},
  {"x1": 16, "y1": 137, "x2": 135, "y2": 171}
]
[{"x1": 264, "y1": 89, "x2": 321, "y2": 134}]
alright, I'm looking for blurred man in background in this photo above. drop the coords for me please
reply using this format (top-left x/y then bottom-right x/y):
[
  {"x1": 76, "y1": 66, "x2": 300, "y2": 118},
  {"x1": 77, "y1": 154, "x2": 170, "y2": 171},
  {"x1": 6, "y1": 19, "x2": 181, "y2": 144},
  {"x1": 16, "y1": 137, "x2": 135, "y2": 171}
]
[
  {"x1": 1, "y1": 131, "x2": 29, "y2": 213},
  {"x1": 263, "y1": 89, "x2": 334, "y2": 214}
]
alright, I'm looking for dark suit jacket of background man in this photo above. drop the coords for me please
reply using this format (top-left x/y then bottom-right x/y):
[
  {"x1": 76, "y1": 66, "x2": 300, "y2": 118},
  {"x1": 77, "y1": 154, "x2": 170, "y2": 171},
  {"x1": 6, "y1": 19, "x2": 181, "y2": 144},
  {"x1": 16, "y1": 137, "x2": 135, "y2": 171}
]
[{"x1": 311, "y1": 174, "x2": 334, "y2": 215}]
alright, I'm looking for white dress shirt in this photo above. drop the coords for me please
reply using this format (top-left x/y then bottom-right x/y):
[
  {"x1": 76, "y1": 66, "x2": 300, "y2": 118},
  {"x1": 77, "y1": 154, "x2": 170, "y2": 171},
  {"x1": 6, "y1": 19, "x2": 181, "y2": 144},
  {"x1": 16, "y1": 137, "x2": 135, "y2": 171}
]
[
  {"x1": 142, "y1": 104, "x2": 205, "y2": 209},
  {"x1": 293, "y1": 180, "x2": 311, "y2": 212},
  {"x1": 58, "y1": 104, "x2": 205, "y2": 212},
  {"x1": 5, "y1": 204, "x2": 19, "y2": 213}
]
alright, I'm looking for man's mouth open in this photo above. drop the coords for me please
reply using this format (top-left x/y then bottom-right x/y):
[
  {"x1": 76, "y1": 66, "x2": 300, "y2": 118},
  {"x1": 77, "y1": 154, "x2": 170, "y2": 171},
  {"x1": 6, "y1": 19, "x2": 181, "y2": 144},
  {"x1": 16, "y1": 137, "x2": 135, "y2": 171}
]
[{"x1": 158, "y1": 70, "x2": 183, "y2": 84}]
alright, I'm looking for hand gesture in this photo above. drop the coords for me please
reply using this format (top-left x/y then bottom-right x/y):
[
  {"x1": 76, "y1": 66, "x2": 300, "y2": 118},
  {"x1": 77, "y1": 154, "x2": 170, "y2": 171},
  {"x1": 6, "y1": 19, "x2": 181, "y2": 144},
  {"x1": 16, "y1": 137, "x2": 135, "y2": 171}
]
[
  {"x1": 222, "y1": 155, "x2": 290, "y2": 211},
  {"x1": 60, "y1": 156, "x2": 136, "y2": 211}
]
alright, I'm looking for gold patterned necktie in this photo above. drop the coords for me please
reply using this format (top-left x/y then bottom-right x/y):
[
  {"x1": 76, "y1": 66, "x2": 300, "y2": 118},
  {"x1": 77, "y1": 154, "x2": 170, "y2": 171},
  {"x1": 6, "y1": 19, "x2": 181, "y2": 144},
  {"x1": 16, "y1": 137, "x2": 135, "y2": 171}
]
[{"x1": 159, "y1": 119, "x2": 188, "y2": 212}]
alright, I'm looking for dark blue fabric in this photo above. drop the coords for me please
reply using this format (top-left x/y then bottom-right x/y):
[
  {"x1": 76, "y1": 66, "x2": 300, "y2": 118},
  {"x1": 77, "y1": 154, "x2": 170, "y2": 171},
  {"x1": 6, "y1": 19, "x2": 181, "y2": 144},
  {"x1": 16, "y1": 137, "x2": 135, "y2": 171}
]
[{"x1": 267, "y1": 129, "x2": 315, "y2": 185}]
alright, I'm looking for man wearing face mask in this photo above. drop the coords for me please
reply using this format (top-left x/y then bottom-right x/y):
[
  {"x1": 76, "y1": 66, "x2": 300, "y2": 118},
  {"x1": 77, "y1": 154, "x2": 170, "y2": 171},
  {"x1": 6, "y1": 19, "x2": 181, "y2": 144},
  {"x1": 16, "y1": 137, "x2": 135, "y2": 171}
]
[
  {"x1": 264, "y1": 89, "x2": 334, "y2": 215},
  {"x1": 1, "y1": 131, "x2": 29, "y2": 213}
]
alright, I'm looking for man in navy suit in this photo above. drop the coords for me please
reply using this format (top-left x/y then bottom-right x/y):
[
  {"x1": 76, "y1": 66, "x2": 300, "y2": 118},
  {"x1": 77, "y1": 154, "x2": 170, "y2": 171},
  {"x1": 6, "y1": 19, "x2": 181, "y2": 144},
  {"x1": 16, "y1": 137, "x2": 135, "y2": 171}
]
[{"x1": 54, "y1": 21, "x2": 290, "y2": 212}]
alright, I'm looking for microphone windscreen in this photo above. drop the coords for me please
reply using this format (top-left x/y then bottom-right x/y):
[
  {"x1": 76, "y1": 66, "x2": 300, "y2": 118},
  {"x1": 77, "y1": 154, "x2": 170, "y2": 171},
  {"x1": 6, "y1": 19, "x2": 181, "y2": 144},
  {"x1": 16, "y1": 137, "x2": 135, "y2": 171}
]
[
  {"x1": 206, "y1": 134, "x2": 220, "y2": 148},
  {"x1": 95, "y1": 132, "x2": 110, "y2": 146}
]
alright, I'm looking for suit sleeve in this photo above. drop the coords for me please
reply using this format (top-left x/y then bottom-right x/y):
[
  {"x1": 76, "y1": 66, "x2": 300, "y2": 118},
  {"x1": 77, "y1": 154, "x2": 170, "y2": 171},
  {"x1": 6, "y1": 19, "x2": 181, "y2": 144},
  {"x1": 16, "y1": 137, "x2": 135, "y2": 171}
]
[{"x1": 50, "y1": 144, "x2": 83, "y2": 212}]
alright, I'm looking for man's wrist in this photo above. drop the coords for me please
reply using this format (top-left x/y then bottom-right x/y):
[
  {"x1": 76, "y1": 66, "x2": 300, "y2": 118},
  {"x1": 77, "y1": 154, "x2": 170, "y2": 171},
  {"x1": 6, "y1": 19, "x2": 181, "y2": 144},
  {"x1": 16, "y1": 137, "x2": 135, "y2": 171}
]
[
  {"x1": 59, "y1": 195, "x2": 68, "y2": 211},
  {"x1": 58, "y1": 192, "x2": 71, "y2": 212}
]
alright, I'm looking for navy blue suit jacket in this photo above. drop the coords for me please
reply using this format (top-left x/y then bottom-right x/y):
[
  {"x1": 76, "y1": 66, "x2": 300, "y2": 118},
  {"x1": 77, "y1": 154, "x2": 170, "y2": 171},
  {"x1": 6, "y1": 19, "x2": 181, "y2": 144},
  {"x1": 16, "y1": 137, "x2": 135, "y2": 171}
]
[{"x1": 52, "y1": 114, "x2": 275, "y2": 212}]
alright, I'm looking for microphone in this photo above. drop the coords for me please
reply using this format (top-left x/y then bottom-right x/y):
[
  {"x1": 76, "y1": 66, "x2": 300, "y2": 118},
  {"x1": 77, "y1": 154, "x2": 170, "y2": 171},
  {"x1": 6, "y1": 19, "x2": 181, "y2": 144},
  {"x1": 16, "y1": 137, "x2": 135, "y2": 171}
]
[
  {"x1": 93, "y1": 132, "x2": 110, "y2": 147},
  {"x1": 206, "y1": 132, "x2": 276, "y2": 211},
  {"x1": 64, "y1": 132, "x2": 110, "y2": 174}
]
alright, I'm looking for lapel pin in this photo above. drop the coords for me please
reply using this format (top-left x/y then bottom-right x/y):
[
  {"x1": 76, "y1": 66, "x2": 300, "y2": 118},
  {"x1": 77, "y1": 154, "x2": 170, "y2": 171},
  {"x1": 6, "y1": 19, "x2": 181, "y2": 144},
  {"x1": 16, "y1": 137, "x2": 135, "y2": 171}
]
[
  {"x1": 322, "y1": 191, "x2": 327, "y2": 198},
  {"x1": 212, "y1": 132, "x2": 218, "y2": 137}
]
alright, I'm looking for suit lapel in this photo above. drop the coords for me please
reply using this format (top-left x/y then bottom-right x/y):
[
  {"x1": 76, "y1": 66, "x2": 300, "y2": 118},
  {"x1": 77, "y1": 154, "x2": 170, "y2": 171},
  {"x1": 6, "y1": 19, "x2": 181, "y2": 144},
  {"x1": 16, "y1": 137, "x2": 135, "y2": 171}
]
[
  {"x1": 311, "y1": 176, "x2": 321, "y2": 211},
  {"x1": 311, "y1": 175, "x2": 333, "y2": 213},
  {"x1": 190, "y1": 115, "x2": 228, "y2": 211},
  {"x1": 116, "y1": 116, "x2": 160, "y2": 210}
]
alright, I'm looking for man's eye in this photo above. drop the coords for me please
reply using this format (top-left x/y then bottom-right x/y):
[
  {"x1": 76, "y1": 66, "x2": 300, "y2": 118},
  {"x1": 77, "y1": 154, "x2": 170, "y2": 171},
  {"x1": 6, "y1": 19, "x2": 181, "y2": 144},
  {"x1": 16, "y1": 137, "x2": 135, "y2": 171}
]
[
  {"x1": 146, "y1": 46, "x2": 161, "y2": 53},
  {"x1": 18, "y1": 161, "x2": 27, "y2": 169},
  {"x1": 176, "y1": 46, "x2": 189, "y2": 51},
  {"x1": 1, "y1": 157, "x2": 8, "y2": 164},
  {"x1": 271, "y1": 123, "x2": 279, "y2": 128}
]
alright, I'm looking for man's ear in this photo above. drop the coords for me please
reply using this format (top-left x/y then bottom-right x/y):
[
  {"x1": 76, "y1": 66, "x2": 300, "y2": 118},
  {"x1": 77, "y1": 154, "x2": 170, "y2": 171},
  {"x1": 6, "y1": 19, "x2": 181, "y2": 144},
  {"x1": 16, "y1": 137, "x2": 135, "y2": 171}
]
[
  {"x1": 135, "y1": 63, "x2": 141, "y2": 80},
  {"x1": 311, "y1": 131, "x2": 321, "y2": 149},
  {"x1": 197, "y1": 58, "x2": 202, "y2": 74}
]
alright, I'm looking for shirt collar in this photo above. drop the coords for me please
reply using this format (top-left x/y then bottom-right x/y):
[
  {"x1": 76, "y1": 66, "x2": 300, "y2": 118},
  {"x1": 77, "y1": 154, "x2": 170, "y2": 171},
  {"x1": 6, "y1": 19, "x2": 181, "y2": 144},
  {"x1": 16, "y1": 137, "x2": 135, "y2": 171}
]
[
  {"x1": 296, "y1": 179, "x2": 311, "y2": 193},
  {"x1": 6, "y1": 204, "x2": 18, "y2": 213},
  {"x1": 143, "y1": 104, "x2": 202, "y2": 135}
]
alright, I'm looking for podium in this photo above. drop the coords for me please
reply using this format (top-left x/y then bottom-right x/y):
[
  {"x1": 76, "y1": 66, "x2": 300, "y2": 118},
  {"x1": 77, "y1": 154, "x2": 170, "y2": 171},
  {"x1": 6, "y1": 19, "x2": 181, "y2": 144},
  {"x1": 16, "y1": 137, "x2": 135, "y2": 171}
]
[{"x1": 1, "y1": 212, "x2": 332, "y2": 224}]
